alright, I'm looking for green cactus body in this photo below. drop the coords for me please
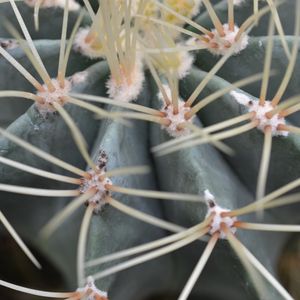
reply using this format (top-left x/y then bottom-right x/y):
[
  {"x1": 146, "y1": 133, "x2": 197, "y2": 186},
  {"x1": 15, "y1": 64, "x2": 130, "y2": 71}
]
[{"x1": 0, "y1": 1, "x2": 299, "y2": 300}]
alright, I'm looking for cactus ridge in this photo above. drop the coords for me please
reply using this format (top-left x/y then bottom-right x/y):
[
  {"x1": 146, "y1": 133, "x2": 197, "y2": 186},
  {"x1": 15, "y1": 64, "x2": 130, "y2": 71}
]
[{"x1": 0, "y1": 1, "x2": 300, "y2": 300}]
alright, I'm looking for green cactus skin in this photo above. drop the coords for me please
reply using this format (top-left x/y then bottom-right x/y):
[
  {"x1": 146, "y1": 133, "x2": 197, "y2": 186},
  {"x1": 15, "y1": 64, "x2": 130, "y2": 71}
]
[{"x1": 0, "y1": 1, "x2": 299, "y2": 300}]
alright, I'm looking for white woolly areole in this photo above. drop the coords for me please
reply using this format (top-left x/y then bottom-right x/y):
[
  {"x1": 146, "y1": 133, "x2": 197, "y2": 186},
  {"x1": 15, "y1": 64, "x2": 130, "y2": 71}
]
[
  {"x1": 158, "y1": 85, "x2": 195, "y2": 138},
  {"x1": 73, "y1": 27, "x2": 104, "y2": 59},
  {"x1": 106, "y1": 58, "x2": 145, "y2": 102},
  {"x1": 0, "y1": 39, "x2": 18, "y2": 50},
  {"x1": 79, "y1": 151, "x2": 111, "y2": 213},
  {"x1": 153, "y1": 45, "x2": 194, "y2": 79},
  {"x1": 76, "y1": 276, "x2": 108, "y2": 300},
  {"x1": 231, "y1": 91, "x2": 288, "y2": 137},
  {"x1": 204, "y1": 189, "x2": 214, "y2": 201},
  {"x1": 25, "y1": 0, "x2": 80, "y2": 10},
  {"x1": 204, "y1": 190, "x2": 237, "y2": 239},
  {"x1": 189, "y1": 24, "x2": 248, "y2": 56},
  {"x1": 176, "y1": 50, "x2": 195, "y2": 79},
  {"x1": 80, "y1": 169, "x2": 112, "y2": 213},
  {"x1": 191, "y1": 0, "x2": 203, "y2": 17},
  {"x1": 70, "y1": 71, "x2": 88, "y2": 85},
  {"x1": 36, "y1": 79, "x2": 72, "y2": 115},
  {"x1": 233, "y1": 0, "x2": 246, "y2": 5}
]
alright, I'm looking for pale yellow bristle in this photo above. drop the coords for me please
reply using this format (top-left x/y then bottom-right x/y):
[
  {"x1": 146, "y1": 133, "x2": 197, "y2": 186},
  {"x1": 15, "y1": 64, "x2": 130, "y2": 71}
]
[
  {"x1": 53, "y1": 103, "x2": 96, "y2": 171},
  {"x1": 77, "y1": 204, "x2": 94, "y2": 286},
  {"x1": 256, "y1": 126, "x2": 273, "y2": 201},
  {"x1": 107, "y1": 185, "x2": 205, "y2": 202},
  {"x1": 259, "y1": 17, "x2": 275, "y2": 105},
  {"x1": 0, "y1": 211, "x2": 41, "y2": 269},
  {"x1": 178, "y1": 233, "x2": 219, "y2": 300},
  {"x1": 0, "y1": 183, "x2": 79, "y2": 197},
  {"x1": 235, "y1": 221, "x2": 300, "y2": 232},
  {"x1": 86, "y1": 218, "x2": 211, "y2": 268},
  {"x1": 0, "y1": 279, "x2": 74, "y2": 298},
  {"x1": 0, "y1": 128, "x2": 86, "y2": 177},
  {"x1": 40, "y1": 190, "x2": 96, "y2": 239},
  {"x1": 91, "y1": 227, "x2": 209, "y2": 280}
]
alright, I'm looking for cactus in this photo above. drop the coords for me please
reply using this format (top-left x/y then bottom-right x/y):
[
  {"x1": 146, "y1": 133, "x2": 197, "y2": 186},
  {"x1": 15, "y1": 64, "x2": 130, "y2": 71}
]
[{"x1": 0, "y1": 0, "x2": 299, "y2": 299}]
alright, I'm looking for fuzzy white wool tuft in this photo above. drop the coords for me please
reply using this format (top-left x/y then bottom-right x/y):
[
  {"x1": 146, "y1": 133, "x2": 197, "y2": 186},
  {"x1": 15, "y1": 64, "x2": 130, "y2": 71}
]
[
  {"x1": 191, "y1": 0, "x2": 203, "y2": 17},
  {"x1": 36, "y1": 79, "x2": 71, "y2": 115},
  {"x1": 204, "y1": 190, "x2": 237, "y2": 239},
  {"x1": 80, "y1": 167, "x2": 112, "y2": 214},
  {"x1": 189, "y1": 24, "x2": 248, "y2": 56},
  {"x1": 73, "y1": 27, "x2": 105, "y2": 59},
  {"x1": 0, "y1": 39, "x2": 18, "y2": 50},
  {"x1": 106, "y1": 58, "x2": 145, "y2": 103},
  {"x1": 79, "y1": 151, "x2": 111, "y2": 213},
  {"x1": 80, "y1": 169, "x2": 112, "y2": 213},
  {"x1": 25, "y1": 0, "x2": 80, "y2": 10},
  {"x1": 69, "y1": 71, "x2": 88, "y2": 85},
  {"x1": 76, "y1": 276, "x2": 108, "y2": 300},
  {"x1": 233, "y1": 0, "x2": 246, "y2": 5},
  {"x1": 177, "y1": 50, "x2": 195, "y2": 79},
  {"x1": 204, "y1": 189, "x2": 214, "y2": 201},
  {"x1": 231, "y1": 91, "x2": 288, "y2": 136},
  {"x1": 152, "y1": 44, "x2": 194, "y2": 79},
  {"x1": 158, "y1": 85, "x2": 195, "y2": 137}
]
